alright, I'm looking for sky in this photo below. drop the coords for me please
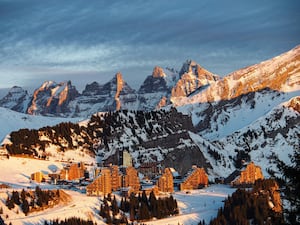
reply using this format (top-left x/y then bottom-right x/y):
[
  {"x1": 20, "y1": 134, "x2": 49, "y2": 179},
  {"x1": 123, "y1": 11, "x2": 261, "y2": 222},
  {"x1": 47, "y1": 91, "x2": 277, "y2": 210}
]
[{"x1": 0, "y1": 0, "x2": 299, "y2": 92}]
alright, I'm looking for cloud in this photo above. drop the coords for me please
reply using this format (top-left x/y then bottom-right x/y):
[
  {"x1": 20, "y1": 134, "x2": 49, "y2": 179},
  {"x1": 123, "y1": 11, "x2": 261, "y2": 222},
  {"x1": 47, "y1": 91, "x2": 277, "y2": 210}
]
[{"x1": 0, "y1": 0, "x2": 299, "y2": 90}]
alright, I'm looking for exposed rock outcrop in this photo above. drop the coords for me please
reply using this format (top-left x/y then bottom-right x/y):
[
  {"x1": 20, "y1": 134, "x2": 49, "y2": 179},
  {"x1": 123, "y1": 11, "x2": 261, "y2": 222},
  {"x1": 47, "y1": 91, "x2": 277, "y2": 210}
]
[
  {"x1": 0, "y1": 86, "x2": 30, "y2": 113},
  {"x1": 171, "y1": 60, "x2": 219, "y2": 99},
  {"x1": 27, "y1": 81, "x2": 79, "y2": 116}
]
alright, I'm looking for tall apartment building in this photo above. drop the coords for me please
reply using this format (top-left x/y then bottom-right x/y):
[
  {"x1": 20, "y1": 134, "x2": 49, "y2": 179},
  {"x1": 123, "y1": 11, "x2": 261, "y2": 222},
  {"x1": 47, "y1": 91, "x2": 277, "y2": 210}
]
[
  {"x1": 139, "y1": 162, "x2": 160, "y2": 178},
  {"x1": 157, "y1": 168, "x2": 174, "y2": 193},
  {"x1": 110, "y1": 165, "x2": 122, "y2": 191},
  {"x1": 180, "y1": 166, "x2": 208, "y2": 190},
  {"x1": 60, "y1": 162, "x2": 86, "y2": 181},
  {"x1": 86, "y1": 168, "x2": 111, "y2": 196},
  {"x1": 232, "y1": 162, "x2": 264, "y2": 186},
  {"x1": 87, "y1": 165, "x2": 141, "y2": 196},
  {"x1": 123, "y1": 166, "x2": 140, "y2": 192}
]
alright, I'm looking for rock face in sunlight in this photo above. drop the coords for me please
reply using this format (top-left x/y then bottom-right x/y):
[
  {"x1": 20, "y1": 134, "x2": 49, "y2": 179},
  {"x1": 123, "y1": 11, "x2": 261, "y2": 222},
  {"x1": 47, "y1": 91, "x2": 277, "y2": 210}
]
[
  {"x1": 287, "y1": 96, "x2": 300, "y2": 112},
  {"x1": 173, "y1": 45, "x2": 300, "y2": 106},
  {"x1": 152, "y1": 66, "x2": 166, "y2": 78},
  {"x1": 171, "y1": 60, "x2": 220, "y2": 99},
  {"x1": 0, "y1": 86, "x2": 30, "y2": 113},
  {"x1": 27, "y1": 81, "x2": 79, "y2": 116}
]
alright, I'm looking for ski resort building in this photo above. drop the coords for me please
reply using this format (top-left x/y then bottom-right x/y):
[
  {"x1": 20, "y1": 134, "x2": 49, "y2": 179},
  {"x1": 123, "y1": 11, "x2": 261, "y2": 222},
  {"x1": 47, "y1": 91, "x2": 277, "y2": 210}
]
[
  {"x1": 180, "y1": 166, "x2": 208, "y2": 190},
  {"x1": 231, "y1": 162, "x2": 264, "y2": 186},
  {"x1": 86, "y1": 167, "x2": 112, "y2": 196},
  {"x1": 87, "y1": 165, "x2": 141, "y2": 196},
  {"x1": 60, "y1": 162, "x2": 86, "y2": 181},
  {"x1": 31, "y1": 171, "x2": 44, "y2": 183},
  {"x1": 110, "y1": 165, "x2": 122, "y2": 191},
  {"x1": 157, "y1": 168, "x2": 174, "y2": 193},
  {"x1": 123, "y1": 166, "x2": 140, "y2": 192}
]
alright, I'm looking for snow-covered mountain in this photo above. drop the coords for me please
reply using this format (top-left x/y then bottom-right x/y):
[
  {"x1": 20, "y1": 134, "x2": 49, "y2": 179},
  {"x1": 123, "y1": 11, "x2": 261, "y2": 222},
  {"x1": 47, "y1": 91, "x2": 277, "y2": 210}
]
[
  {"x1": 0, "y1": 86, "x2": 31, "y2": 113},
  {"x1": 68, "y1": 72, "x2": 138, "y2": 117},
  {"x1": 210, "y1": 96, "x2": 300, "y2": 178},
  {"x1": 137, "y1": 66, "x2": 179, "y2": 110},
  {"x1": 0, "y1": 107, "x2": 80, "y2": 143},
  {"x1": 173, "y1": 45, "x2": 300, "y2": 106},
  {"x1": 27, "y1": 80, "x2": 79, "y2": 116},
  {"x1": 0, "y1": 61, "x2": 217, "y2": 117},
  {"x1": 171, "y1": 60, "x2": 220, "y2": 101},
  {"x1": 0, "y1": 45, "x2": 299, "y2": 181}
]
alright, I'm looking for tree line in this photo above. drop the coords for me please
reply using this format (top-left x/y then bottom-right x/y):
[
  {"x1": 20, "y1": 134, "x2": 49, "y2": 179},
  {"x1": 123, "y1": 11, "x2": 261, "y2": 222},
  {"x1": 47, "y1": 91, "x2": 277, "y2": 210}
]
[
  {"x1": 99, "y1": 190, "x2": 179, "y2": 224},
  {"x1": 205, "y1": 179, "x2": 284, "y2": 225},
  {"x1": 5, "y1": 186, "x2": 60, "y2": 216}
]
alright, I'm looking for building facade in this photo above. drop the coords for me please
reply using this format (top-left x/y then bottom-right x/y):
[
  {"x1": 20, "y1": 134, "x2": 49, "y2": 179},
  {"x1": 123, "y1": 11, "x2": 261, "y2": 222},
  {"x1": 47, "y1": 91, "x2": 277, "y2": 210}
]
[
  {"x1": 123, "y1": 166, "x2": 140, "y2": 192},
  {"x1": 60, "y1": 162, "x2": 86, "y2": 181},
  {"x1": 157, "y1": 168, "x2": 174, "y2": 193},
  {"x1": 86, "y1": 168, "x2": 112, "y2": 196},
  {"x1": 31, "y1": 171, "x2": 44, "y2": 183},
  {"x1": 110, "y1": 165, "x2": 122, "y2": 191},
  {"x1": 180, "y1": 166, "x2": 208, "y2": 190},
  {"x1": 232, "y1": 162, "x2": 264, "y2": 186}
]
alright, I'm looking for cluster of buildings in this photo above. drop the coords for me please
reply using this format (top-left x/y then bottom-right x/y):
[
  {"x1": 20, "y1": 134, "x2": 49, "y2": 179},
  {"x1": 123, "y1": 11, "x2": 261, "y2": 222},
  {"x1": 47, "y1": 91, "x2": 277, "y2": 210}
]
[
  {"x1": 86, "y1": 165, "x2": 209, "y2": 196},
  {"x1": 30, "y1": 157, "x2": 264, "y2": 196},
  {"x1": 31, "y1": 162, "x2": 89, "y2": 184}
]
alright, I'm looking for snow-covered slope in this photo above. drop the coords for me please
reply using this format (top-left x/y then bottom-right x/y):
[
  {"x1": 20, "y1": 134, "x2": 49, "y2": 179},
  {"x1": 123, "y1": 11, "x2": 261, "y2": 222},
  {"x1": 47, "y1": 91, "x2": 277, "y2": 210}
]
[
  {"x1": 173, "y1": 45, "x2": 300, "y2": 106},
  {"x1": 0, "y1": 107, "x2": 81, "y2": 143},
  {"x1": 177, "y1": 88, "x2": 300, "y2": 140},
  {"x1": 202, "y1": 96, "x2": 299, "y2": 179},
  {"x1": 137, "y1": 66, "x2": 179, "y2": 110}
]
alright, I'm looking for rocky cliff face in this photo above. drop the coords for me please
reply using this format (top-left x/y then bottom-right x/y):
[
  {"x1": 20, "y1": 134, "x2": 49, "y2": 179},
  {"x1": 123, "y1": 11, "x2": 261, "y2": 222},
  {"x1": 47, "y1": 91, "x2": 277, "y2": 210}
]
[
  {"x1": 0, "y1": 86, "x2": 30, "y2": 113},
  {"x1": 0, "y1": 60, "x2": 216, "y2": 116},
  {"x1": 137, "y1": 66, "x2": 178, "y2": 110},
  {"x1": 171, "y1": 60, "x2": 220, "y2": 100},
  {"x1": 69, "y1": 72, "x2": 137, "y2": 116},
  {"x1": 174, "y1": 46, "x2": 300, "y2": 106},
  {"x1": 27, "y1": 81, "x2": 79, "y2": 116}
]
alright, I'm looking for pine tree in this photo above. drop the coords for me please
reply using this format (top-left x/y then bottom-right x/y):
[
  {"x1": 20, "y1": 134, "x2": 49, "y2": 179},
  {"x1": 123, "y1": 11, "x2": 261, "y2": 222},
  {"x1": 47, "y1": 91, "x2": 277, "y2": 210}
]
[
  {"x1": 6, "y1": 196, "x2": 14, "y2": 210},
  {"x1": 12, "y1": 191, "x2": 21, "y2": 205},
  {"x1": 141, "y1": 190, "x2": 149, "y2": 209},
  {"x1": 138, "y1": 201, "x2": 150, "y2": 221},
  {"x1": 22, "y1": 199, "x2": 30, "y2": 216},
  {"x1": 277, "y1": 150, "x2": 300, "y2": 224},
  {"x1": 112, "y1": 195, "x2": 119, "y2": 216},
  {"x1": 21, "y1": 189, "x2": 26, "y2": 203},
  {"x1": 0, "y1": 215, "x2": 5, "y2": 225}
]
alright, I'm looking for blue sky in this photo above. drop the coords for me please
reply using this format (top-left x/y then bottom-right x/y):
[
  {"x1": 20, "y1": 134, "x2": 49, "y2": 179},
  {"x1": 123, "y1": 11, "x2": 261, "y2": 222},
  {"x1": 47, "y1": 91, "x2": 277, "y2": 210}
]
[{"x1": 0, "y1": 0, "x2": 299, "y2": 91}]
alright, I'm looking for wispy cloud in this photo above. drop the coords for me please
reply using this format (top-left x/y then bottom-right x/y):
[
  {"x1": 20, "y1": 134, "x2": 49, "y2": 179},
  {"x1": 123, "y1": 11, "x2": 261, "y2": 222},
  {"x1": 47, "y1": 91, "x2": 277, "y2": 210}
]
[{"x1": 0, "y1": 0, "x2": 299, "y2": 90}]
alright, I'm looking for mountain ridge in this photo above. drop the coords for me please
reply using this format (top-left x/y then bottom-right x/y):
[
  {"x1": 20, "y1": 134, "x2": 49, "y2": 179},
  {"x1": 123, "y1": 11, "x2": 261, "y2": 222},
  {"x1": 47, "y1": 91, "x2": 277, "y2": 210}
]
[{"x1": 0, "y1": 45, "x2": 299, "y2": 179}]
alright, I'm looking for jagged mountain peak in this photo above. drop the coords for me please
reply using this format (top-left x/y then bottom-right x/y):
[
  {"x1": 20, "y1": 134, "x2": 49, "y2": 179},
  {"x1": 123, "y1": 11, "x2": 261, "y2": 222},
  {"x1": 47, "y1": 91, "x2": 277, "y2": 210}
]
[
  {"x1": 137, "y1": 66, "x2": 179, "y2": 110},
  {"x1": 179, "y1": 59, "x2": 198, "y2": 76},
  {"x1": 152, "y1": 66, "x2": 166, "y2": 78},
  {"x1": 171, "y1": 60, "x2": 219, "y2": 99},
  {"x1": 114, "y1": 71, "x2": 123, "y2": 81},
  {"x1": 0, "y1": 86, "x2": 30, "y2": 113},
  {"x1": 27, "y1": 80, "x2": 79, "y2": 116},
  {"x1": 8, "y1": 86, "x2": 27, "y2": 93},
  {"x1": 174, "y1": 45, "x2": 300, "y2": 106},
  {"x1": 82, "y1": 81, "x2": 101, "y2": 96},
  {"x1": 285, "y1": 96, "x2": 300, "y2": 113}
]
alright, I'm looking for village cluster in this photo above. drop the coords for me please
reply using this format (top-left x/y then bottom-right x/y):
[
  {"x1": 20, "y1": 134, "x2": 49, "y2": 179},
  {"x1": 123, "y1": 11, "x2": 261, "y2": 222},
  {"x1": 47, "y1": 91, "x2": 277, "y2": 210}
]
[{"x1": 30, "y1": 150, "x2": 264, "y2": 197}]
